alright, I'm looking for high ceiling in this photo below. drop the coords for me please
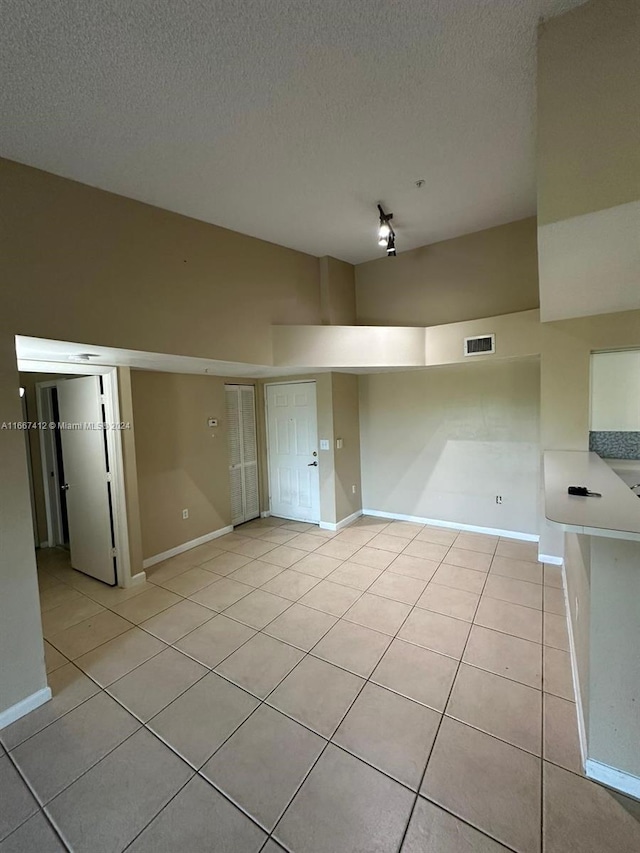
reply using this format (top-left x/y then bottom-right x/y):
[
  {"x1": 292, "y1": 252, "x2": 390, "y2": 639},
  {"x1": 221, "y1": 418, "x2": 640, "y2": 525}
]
[{"x1": 1, "y1": 0, "x2": 585, "y2": 263}]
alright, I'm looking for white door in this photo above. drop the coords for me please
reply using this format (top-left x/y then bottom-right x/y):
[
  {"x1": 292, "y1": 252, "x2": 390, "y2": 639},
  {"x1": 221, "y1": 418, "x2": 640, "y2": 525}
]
[
  {"x1": 226, "y1": 385, "x2": 260, "y2": 526},
  {"x1": 266, "y1": 382, "x2": 320, "y2": 522},
  {"x1": 57, "y1": 376, "x2": 116, "y2": 584}
]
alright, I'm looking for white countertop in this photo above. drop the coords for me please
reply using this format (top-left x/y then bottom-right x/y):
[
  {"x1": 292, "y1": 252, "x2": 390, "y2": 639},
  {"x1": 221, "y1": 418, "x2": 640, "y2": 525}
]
[{"x1": 544, "y1": 451, "x2": 640, "y2": 541}]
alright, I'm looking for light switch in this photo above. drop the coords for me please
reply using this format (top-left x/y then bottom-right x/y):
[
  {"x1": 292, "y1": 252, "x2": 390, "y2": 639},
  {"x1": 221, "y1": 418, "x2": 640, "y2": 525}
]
[
  {"x1": 336, "y1": 438, "x2": 343, "y2": 450},
  {"x1": 319, "y1": 439, "x2": 330, "y2": 451}
]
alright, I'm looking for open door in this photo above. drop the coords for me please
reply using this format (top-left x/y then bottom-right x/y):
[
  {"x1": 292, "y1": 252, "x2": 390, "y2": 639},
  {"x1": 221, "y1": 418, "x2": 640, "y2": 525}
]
[{"x1": 57, "y1": 376, "x2": 117, "y2": 585}]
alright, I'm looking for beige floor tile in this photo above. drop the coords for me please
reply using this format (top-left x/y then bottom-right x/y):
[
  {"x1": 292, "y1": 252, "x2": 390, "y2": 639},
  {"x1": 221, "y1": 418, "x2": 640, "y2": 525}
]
[
  {"x1": 81, "y1": 580, "x2": 151, "y2": 608},
  {"x1": 490, "y1": 555, "x2": 543, "y2": 584},
  {"x1": 184, "y1": 541, "x2": 225, "y2": 565},
  {"x1": 543, "y1": 612, "x2": 570, "y2": 651},
  {"x1": 543, "y1": 693, "x2": 583, "y2": 774},
  {"x1": 463, "y1": 625, "x2": 542, "y2": 689},
  {"x1": 127, "y1": 774, "x2": 265, "y2": 853},
  {"x1": 483, "y1": 574, "x2": 542, "y2": 610},
  {"x1": 39, "y1": 583, "x2": 82, "y2": 612},
  {"x1": 12, "y1": 692, "x2": 139, "y2": 803},
  {"x1": 333, "y1": 527, "x2": 377, "y2": 546},
  {"x1": 284, "y1": 532, "x2": 324, "y2": 552},
  {"x1": 227, "y1": 560, "x2": 284, "y2": 587},
  {"x1": 447, "y1": 664, "x2": 541, "y2": 755},
  {"x1": 299, "y1": 580, "x2": 362, "y2": 617},
  {"x1": 267, "y1": 656, "x2": 363, "y2": 737},
  {"x1": 0, "y1": 754, "x2": 38, "y2": 841},
  {"x1": 444, "y1": 547, "x2": 492, "y2": 572},
  {"x1": 371, "y1": 639, "x2": 457, "y2": 711},
  {"x1": 401, "y1": 797, "x2": 511, "y2": 853},
  {"x1": 260, "y1": 569, "x2": 320, "y2": 601},
  {"x1": 543, "y1": 761, "x2": 640, "y2": 853},
  {"x1": 157, "y1": 567, "x2": 218, "y2": 597},
  {"x1": 41, "y1": 596, "x2": 105, "y2": 638},
  {"x1": 304, "y1": 525, "x2": 338, "y2": 539},
  {"x1": 74, "y1": 627, "x2": 166, "y2": 686},
  {"x1": 415, "y1": 526, "x2": 458, "y2": 547},
  {"x1": 275, "y1": 744, "x2": 413, "y2": 853},
  {"x1": 349, "y1": 546, "x2": 396, "y2": 570},
  {"x1": 474, "y1": 597, "x2": 542, "y2": 643},
  {"x1": 47, "y1": 610, "x2": 132, "y2": 659},
  {"x1": 223, "y1": 589, "x2": 291, "y2": 629},
  {"x1": 174, "y1": 613, "x2": 255, "y2": 668},
  {"x1": 403, "y1": 540, "x2": 450, "y2": 562},
  {"x1": 111, "y1": 586, "x2": 180, "y2": 623},
  {"x1": 37, "y1": 571, "x2": 63, "y2": 591},
  {"x1": 387, "y1": 554, "x2": 440, "y2": 583},
  {"x1": 384, "y1": 521, "x2": 424, "y2": 539},
  {"x1": 46, "y1": 728, "x2": 193, "y2": 853},
  {"x1": 454, "y1": 531, "x2": 499, "y2": 555},
  {"x1": 344, "y1": 592, "x2": 411, "y2": 636},
  {"x1": 398, "y1": 608, "x2": 470, "y2": 659},
  {"x1": 259, "y1": 545, "x2": 308, "y2": 569},
  {"x1": 281, "y1": 521, "x2": 316, "y2": 533},
  {"x1": 263, "y1": 603, "x2": 337, "y2": 651},
  {"x1": 149, "y1": 672, "x2": 258, "y2": 767},
  {"x1": 107, "y1": 648, "x2": 207, "y2": 721},
  {"x1": 543, "y1": 586, "x2": 566, "y2": 616},
  {"x1": 422, "y1": 718, "x2": 541, "y2": 853},
  {"x1": 496, "y1": 539, "x2": 539, "y2": 563},
  {"x1": 365, "y1": 533, "x2": 407, "y2": 554},
  {"x1": 431, "y1": 563, "x2": 486, "y2": 594},
  {"x1": 198, "y1": 551, "x2": 253, "y2": 576},
  {"x1": 0, "y1": 810, "x2": 66, "y2": 852},
  {"x1": 0, "y1": 664, "x2": 99, "y2": 752},
  {"x1": 202, "y1": 705, "x2": 324, "y2": 831},
  {"x1": 227, "y1": 538, "x2": 278, "y2": 559},
  {"x1": 334, "y1": 683, "x2": 440, "y2": 789},
  {"x1": 314, "y1": 539, "x2": 360, "y2": 560},
  {"x1": 351, "y1": 517, "x2": 390, "y2": 533},
  {"x1": 140, "y1": 599, "x2": 213, "y2": 643},
  {"x1": 543, "y1": 646, "x2": 575, "y2": 701},
  {"x1": 215, "y1": 633, "x2": 304, "y2": 698},
  {"x1": 328, "y1": 561, "x2": 383, "y2": 590},
  {"x1": 43, "y1": 641, "x2": 68, "y2": 674},
  {"x1": 256, "y1": 529, "x2": 299, "y2": 545},
  {"x1": 417, "y1": 584, "x2": 479, "y2": 622},
  {"x1": 544, "y1": 563, "x2": 563, "y2": 588},
  {"x1": 188, "y1": 577, "x2": 254, "y2": 611},
  {"x1": 368, "y1": 572, "x2": 426, "y2": 605},
  {"x1": 289, "y1": 552, "x2": 343, "y2": 579},
  {"x1": 312, "y1": 620, "x2": 391, "y2": 677},
  {"x1": 262, "y1": 841, "x2": 286, "y2": 853},
  {"x1": 146, "y1": 551, "x2": 201, "y2": 583}
]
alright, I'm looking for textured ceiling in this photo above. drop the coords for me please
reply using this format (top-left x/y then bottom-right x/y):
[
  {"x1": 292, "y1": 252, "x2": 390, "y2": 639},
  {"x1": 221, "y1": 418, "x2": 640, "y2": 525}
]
[{"x1": 1, "y1": 0, "x2": 586, "y2": 263}]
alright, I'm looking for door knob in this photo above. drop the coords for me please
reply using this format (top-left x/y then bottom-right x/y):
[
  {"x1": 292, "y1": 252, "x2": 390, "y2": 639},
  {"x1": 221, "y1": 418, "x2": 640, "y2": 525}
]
[
  {"x1": 61, "y1": 483, "x2": 70, "y2": 491},
  {"x1": 307, "y1": 461, "x2": 318, "y2": 467}
]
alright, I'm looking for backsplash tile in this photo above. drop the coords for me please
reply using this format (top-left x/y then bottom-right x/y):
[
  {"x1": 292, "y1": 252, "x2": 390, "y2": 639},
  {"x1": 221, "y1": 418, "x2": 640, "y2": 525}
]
[{"x1": 589, "y1": 431, "x2": 640, "y2": 460}]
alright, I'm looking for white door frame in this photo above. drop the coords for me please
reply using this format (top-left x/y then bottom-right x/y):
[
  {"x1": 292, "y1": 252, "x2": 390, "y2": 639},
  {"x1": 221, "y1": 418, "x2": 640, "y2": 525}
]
[
  {"x1": 264, "y1": 380, "x2": 320, "y2": 523},
  {"x1": 29, "y1": 363, "x2": 132, "y2": 587}
]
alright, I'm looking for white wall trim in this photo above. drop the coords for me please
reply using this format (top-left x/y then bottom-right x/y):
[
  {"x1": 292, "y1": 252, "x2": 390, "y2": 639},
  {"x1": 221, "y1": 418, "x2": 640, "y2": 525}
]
[
  {"x1": 362, "y1": 509, "x2": 538, "y2": 542},
  {"x1": 142, "y1": 525, "x2": 234, "y2": 569},
  {"x1": 0, "y1": 686, "x2": 52, "y2": 731},
  {"x1": 561, "y1": 561, "x2": 588, "y2": 772},
  {"x1": 127, "y1": 570, "x2": 147, "y2": 588},
  {"x1": 260, "y1": 511, "x2": 271, "y2": 518},
  {"x1": 585, "y1": 759, "x2": 640, "y2": 801},
  {"x1": 539, "y1": 553, "x2": 564, "y2": 566},
  {"x1": 319, "y1": 509, "x2": 363, "y2": 532}
]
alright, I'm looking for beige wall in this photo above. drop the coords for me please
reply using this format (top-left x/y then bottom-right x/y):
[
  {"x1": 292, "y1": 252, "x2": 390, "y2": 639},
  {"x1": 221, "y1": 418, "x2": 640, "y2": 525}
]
[
  {"x1": 320, "y1": 257, "x2": 356, "y2": 325},
  {"x1": 131, "y1": 370, "x2": 244, "y2": 559},
  {"x1": 355, "y1": 218, "x2": 539, "y2": 327},
  {"x1": 359, "y1": 360, "x2": 541, "y2": 535},
  {"x1": 537, "y1": 0, "x2": 640, "y2": 226},
  {"x1": 564, "y1": 532, "x2": 591, "y2": 730},
  {"x1": 332, "y1": 373, "x2": 362, "y2": 521}
]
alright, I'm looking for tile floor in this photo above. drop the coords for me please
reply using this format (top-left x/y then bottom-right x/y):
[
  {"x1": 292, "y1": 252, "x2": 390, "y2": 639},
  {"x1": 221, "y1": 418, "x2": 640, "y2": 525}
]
[{"x1": 2, "y1": 516, "x2": 640, "y2": 852}]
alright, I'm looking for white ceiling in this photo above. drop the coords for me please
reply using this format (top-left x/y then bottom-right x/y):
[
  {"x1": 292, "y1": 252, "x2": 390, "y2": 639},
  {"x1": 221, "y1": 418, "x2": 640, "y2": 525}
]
[{"x1": 1, "y1": 0, "x2": 585, "y2": 263}]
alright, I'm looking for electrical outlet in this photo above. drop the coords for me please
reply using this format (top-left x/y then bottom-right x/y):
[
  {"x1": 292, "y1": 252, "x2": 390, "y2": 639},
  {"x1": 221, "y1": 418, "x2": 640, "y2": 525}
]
[
  {"x1": 495, "y1": 495, "x2": 503, "y2": 505},
  {"x1": 182, "y1": 509, "x2": 189, "y2": 519}
]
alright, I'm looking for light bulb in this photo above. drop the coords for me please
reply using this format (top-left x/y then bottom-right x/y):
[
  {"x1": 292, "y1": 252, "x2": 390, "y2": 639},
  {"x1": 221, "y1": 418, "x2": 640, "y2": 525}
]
[
  {"x1": 378, "y1": 236, "x2": 388, "y2": 247},
  {"x1": 378, "y1": 222, "x2": 391, "y2": 240}
]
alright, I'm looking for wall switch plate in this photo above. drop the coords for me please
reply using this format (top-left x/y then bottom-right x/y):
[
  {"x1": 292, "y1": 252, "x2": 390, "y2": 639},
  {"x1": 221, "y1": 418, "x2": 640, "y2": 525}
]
[
  {"x1": 336, "y1": 438, "x2": 343, "y2": 450},
  {"x1": 351, "y1": 484, "x2": 357, "y2": 494},
  {"x1": 182, "y1": 509, "x2": 189, "y2": 519},
  {"x1": 208, "y1": 417, "x2": 218, "y2": 427},
  {"x1": 320, "y1": 439, "x2": 330, "y2": 451}
]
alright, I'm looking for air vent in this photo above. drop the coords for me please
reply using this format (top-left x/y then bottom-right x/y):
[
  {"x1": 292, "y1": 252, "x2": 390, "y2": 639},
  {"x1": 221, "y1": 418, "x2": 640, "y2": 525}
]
[{"x1": 464, "y1": 334, "x2": 495, "y2": 357}]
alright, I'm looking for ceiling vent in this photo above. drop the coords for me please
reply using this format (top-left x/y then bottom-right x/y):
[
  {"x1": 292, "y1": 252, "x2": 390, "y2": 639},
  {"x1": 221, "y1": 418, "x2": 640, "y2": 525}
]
[{"x1": 464, "y1": 334, "x2": 495, "y2": 357}]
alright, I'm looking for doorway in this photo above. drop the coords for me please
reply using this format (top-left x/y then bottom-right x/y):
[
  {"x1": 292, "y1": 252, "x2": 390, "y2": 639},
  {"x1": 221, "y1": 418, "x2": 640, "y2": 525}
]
[{"x1": 265, "y1": 381, "x2": 320, "y2": 522}]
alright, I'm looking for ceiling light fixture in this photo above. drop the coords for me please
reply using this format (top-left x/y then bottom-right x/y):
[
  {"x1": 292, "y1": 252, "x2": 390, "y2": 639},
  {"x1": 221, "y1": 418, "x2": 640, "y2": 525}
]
[{"x1": 377, "y1": 204, "x2": 396, "y2": 257}]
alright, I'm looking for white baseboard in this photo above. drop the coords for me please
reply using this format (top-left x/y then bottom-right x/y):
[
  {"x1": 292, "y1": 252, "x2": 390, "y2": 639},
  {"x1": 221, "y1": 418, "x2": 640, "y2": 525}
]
[
  {"x1": 142, "y1": 525, "x2": 234, "y2": 569},
  {"x1": 561, "y1": 562, "x2": 588, "y2": 772},
  {"x1": 585, "y1": 759, "x2": 640, "y2": 801},
  {"x1": 319, "y1": 509, "x2": 363, "y2": 532},
  {"x1": 0, "y1": 686, "x2": 52, "y2": 731},
  {"x1": 361, "y1": 509, "x2": 538, "y2": 542},
  {"x1": 539, "y1": 553, "x2": 564, "y2": 566},
  {"x1": 126, "y1": 571, "x2": 147, "y2": 588},
  {"x1": 260, "y1": 511, "x2": 271, "y2": 518}
]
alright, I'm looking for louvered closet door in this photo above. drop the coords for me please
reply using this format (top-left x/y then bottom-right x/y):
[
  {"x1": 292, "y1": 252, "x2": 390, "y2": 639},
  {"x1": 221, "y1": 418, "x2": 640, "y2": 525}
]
[{"x1": 226, "y1": 385, "x2": 259, "y2": 526}]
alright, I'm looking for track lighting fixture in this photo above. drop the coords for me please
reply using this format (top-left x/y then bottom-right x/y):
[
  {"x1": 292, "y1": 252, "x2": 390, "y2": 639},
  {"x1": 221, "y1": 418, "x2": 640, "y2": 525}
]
[{"x1": 377, "y1": 204, "x2": 396, "y2": 257}]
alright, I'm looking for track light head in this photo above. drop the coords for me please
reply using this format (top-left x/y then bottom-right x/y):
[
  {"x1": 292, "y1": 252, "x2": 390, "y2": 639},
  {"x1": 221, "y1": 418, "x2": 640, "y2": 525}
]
[{"x1": 377, "y1": 204, "x2": 396, "y2": 257}]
